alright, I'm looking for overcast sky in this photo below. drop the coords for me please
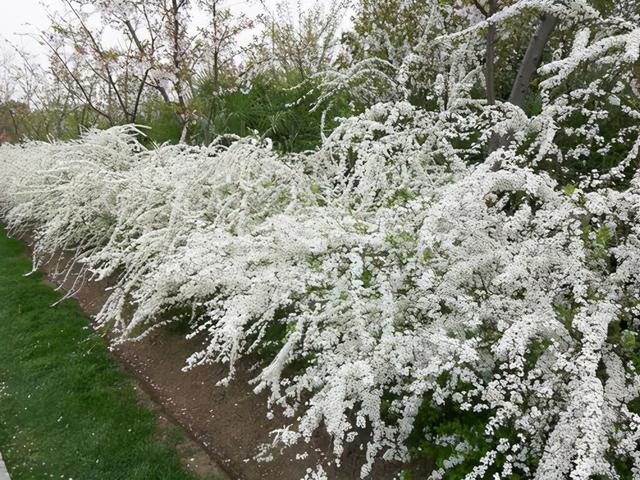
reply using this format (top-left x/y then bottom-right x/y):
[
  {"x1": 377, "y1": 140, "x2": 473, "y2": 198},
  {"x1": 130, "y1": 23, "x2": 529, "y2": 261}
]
[
  {"x1": 1, "y1": 0, "x2": 50, "y2": 54},
  {"x1": 1, "y1": 0, "x2": 322, "y2": 58}
]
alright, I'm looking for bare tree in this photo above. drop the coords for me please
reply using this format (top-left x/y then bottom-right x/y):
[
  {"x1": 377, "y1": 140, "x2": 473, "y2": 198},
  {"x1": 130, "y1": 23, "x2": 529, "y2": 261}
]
[
  {"x1": 0, "y1": 43, "x2": 86, "y2": 141},
  {"x1": 35, "y1": 0, "x2": 153, "y2": 127},
  {"x1": 245, "y1": 0, "x2": 350, "y2": 81},
  {"x1": 41, "y1": 0, "x2": 211, "y2": 143},
  {"x1": 197, "y1": 0, "x2": 252, "y2": 142},
  {"x1": 0, "y1": 47, "x2": 17, "y2": 105}
]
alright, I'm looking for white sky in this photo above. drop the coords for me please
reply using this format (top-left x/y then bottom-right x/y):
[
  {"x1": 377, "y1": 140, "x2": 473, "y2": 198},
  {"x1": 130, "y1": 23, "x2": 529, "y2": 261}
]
[
  {"x1": 0, "y1": 0, "x2": 339, "y2": 59},
  {"x1": 1, "y1": 0, "x2": 50, "y2": 55},
  {"x1": 2, "y1": 0, "x2": 51, "y2": 34},
  {"x1": 0, "y1": 1, "x2": 254, "y2": 56}
]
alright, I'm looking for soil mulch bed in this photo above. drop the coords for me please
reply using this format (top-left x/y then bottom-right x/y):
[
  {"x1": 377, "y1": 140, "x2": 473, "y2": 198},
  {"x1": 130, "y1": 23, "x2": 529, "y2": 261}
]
[{"x1": 19, "y1": 234, "x2": 403, "y2": 480}]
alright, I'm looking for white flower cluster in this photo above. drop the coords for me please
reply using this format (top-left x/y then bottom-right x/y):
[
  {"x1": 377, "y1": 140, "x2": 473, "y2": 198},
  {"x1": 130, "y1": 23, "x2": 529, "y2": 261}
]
[{"x1": 1, "y1": 1, "x2": 640, "y2": 479}]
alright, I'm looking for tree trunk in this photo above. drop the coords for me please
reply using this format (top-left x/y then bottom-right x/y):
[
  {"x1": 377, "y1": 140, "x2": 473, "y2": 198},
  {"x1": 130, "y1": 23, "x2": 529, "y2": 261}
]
[
  {"x1": 489, "y1": 12, "x2": 558, "y2": 166},
  {"x1": 179, "y1": 122, "x2": 189, "y2": 144},
  {"x1": 485, "y1": 0, "x2": 499, "y2": 152},
  {"x1": 508, "y1": 13, "x2": 558, "y2": 108},
  {"x1": 486, "y1": 0, "x2": 497, "y2": 106}
]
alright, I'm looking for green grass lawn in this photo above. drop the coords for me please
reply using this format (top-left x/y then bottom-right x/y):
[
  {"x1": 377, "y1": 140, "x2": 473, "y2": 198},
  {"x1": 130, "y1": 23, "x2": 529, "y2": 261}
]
[{"x1": 0, "y1": 228, "x2": 207, "y2": 480}]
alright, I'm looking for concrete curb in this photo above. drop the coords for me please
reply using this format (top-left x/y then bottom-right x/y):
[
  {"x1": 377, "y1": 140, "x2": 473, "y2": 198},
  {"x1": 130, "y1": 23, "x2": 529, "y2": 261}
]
[{"x1": 0, "y1": 453, "x2": 9, "y2": 480}]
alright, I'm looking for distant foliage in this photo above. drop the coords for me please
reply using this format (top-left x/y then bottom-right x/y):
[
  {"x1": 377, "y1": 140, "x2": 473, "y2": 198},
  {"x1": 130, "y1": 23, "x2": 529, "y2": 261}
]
[{"x1": 1, "y1": 1, "x2": 640, "y2": 479}]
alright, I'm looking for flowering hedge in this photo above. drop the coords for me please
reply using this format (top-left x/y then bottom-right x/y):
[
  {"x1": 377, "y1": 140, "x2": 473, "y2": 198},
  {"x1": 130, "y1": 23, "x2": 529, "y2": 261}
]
[{"x1": 2, "y1": 2, "x2": 640, "y2": 479}]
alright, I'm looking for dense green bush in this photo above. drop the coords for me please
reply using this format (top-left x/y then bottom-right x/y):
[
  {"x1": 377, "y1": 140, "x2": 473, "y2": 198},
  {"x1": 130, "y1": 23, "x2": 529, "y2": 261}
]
[{"x1": 190, "y1": 76, "x2": 352, "y2": 152}]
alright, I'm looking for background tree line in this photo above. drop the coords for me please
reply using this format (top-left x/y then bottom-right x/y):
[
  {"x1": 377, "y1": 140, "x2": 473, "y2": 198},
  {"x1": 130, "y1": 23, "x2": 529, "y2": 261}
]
[{"x1": 0, "y1": 0, "x2": 638, "y2": 152}]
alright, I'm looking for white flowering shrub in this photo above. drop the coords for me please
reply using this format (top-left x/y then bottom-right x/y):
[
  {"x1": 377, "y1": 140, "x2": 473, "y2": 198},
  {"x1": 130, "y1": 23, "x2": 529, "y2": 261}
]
[
  {"x1": 0, "y1": 127, "x2": 142, "y2": 294},
  {"x1": 1, "y1": 1, "x2": 640, "y2": 479}
]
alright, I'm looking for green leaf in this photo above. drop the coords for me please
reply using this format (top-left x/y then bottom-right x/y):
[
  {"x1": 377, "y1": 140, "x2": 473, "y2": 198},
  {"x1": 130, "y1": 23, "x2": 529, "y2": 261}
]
[
  {"x1": 595, "y1": 224, "x2": 611, "y2": 249},
  {"x1": 563, "y1": 183, "x2": 576, "y2": 196}
]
